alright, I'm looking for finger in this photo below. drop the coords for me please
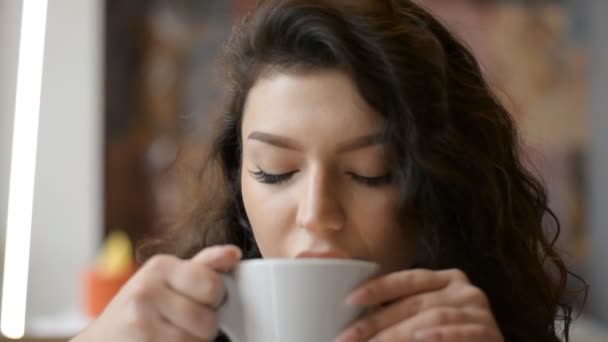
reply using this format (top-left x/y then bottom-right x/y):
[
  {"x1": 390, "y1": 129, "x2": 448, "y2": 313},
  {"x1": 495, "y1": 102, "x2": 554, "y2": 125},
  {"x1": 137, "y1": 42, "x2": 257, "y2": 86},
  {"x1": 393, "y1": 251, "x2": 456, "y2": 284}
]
[
  {"x1": 191, "y1": 245, "x2": 243, "y2": 272},
  {"x1": 370, "y1": 307, "x2": 490, "y2": 342},
  {"x1": 157, "y1": 317, "x2": 205, "y2": 342},
  {"x1": 124, "y1": 254, "x2": 180, "y2": 295},
  {"x1": 168, "y1": 261, "x2": 227, "y2": 308},
  {"x1": 347, "y1": 269, "x2": 453, "y2": 306},
  {"x1": 337, "y1": 288, "x2": 469, "y2": 342},
  {"x1": 139, "y1": 254, "x2": 182, "y2": 277},
  {"x1": 155, "y1": 286, "x2": 220, "y2": 341},
  {"x1": 413, "y1": 324, "x2": 499, "y2": 342}
]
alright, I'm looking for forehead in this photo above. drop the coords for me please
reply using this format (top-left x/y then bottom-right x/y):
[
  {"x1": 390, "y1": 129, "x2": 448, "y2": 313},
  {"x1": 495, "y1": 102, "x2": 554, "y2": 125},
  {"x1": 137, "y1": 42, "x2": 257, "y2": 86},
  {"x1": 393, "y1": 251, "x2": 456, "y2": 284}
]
[{"x1": 242, "y1": 69, "x2": 384, "y2": 137}]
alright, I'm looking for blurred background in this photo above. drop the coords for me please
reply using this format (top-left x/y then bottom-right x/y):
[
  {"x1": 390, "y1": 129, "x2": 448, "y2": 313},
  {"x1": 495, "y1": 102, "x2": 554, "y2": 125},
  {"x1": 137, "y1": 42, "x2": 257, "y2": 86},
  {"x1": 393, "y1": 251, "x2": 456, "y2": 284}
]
[{"x1": 0, "y1": 0, "x2": 607, "y2": 340}]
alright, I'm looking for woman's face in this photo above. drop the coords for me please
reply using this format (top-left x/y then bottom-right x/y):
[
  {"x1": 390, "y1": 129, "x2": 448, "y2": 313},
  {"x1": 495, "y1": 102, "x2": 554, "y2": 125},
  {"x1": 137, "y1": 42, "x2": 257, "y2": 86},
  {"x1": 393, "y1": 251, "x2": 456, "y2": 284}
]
[{"x1": 240, "y1": 69, "x2": 416, "y2": 274}]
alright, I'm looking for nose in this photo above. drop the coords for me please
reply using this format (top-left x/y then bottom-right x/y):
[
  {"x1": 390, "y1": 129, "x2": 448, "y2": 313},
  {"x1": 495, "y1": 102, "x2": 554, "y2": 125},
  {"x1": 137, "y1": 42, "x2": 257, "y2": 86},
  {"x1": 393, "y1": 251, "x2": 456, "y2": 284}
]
[{"x1": 295, "y1": 167, "x2": 345, "y2": 233}]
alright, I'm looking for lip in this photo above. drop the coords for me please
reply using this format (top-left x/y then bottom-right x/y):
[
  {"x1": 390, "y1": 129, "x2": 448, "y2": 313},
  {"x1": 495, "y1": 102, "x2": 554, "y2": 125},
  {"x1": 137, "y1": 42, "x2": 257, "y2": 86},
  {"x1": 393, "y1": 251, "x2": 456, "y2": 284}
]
[{"x1": 294, "y1": 250, "x2": 351, "y2": 259}]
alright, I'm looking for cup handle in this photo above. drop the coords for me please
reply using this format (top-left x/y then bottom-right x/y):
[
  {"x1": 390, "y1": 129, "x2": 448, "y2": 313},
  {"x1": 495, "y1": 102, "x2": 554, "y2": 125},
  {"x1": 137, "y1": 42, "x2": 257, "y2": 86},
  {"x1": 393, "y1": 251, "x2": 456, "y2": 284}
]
[{"x1": 217, "y1": 273, "x2": 243, "y2": 342}]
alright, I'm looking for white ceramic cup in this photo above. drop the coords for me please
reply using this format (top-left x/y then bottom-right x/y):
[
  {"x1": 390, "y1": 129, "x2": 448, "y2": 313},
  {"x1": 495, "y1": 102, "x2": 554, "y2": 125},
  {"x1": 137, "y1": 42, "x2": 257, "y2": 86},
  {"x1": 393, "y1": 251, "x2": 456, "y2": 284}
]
[{"x1": 217, "y1": 258, "x2": 380, "y2": 342}]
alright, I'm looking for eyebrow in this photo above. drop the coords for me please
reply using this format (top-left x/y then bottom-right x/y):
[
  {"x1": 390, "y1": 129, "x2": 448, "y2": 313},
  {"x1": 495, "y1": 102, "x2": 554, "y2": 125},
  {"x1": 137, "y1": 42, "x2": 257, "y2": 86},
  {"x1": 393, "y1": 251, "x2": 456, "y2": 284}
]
[{"x1": 247, "y1": 131, "x2": 385, "y2": 152}]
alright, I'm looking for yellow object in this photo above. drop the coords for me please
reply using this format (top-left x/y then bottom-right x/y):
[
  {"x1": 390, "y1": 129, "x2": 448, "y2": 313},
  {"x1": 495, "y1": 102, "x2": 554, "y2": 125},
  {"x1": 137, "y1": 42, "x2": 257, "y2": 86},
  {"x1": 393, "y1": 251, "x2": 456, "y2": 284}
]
[{"x1": 97, "y1": 230, "x2": 133, "y2": 277}]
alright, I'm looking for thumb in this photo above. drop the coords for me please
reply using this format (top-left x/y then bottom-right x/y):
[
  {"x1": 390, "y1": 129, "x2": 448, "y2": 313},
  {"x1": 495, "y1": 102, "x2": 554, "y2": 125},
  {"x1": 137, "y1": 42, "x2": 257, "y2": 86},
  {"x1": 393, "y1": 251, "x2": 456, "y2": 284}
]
[{"x1": 190, "y1": 244, "x2": 243, "y2": 273}]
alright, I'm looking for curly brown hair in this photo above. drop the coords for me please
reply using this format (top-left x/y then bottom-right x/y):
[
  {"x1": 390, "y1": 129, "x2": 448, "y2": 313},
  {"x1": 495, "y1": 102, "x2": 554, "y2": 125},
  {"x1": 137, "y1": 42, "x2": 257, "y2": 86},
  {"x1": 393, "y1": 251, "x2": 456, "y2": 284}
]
[{"x1": 139, "y1": 0, "x2": 585, "y2": 340}]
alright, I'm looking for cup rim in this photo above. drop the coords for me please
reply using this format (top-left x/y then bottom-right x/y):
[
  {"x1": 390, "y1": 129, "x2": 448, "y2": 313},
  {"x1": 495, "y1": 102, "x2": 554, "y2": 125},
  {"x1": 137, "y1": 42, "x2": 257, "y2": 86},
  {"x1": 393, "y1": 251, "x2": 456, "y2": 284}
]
[{"x1": 237, "y1": 257, "x2": 379, "y2": 268}]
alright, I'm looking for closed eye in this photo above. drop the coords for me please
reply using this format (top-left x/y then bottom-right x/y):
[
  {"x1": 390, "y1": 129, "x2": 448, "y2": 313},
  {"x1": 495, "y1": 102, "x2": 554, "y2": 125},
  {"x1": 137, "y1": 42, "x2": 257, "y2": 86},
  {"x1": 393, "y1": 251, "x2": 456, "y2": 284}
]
[
  {"x1": 249, "y1": 168, "x2": 296, "y2": 185},
  {"x1": 349, "y1": 173, "x2": 392, "y2": 187}
]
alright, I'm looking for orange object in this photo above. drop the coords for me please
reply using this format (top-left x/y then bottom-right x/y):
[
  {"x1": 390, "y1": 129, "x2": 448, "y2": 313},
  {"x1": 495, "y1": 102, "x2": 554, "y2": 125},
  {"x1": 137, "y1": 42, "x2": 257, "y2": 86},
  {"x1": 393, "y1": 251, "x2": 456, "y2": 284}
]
[{"x1": 82, "y1": 264, "x2": 136, "y2": 318}]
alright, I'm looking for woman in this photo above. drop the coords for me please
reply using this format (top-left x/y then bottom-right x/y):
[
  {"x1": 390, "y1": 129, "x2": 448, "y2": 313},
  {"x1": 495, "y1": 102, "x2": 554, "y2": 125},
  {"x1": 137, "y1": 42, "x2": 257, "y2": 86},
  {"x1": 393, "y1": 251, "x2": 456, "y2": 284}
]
[{"x1": 73, "y1": 0, "x2": 583, "y2": 341}]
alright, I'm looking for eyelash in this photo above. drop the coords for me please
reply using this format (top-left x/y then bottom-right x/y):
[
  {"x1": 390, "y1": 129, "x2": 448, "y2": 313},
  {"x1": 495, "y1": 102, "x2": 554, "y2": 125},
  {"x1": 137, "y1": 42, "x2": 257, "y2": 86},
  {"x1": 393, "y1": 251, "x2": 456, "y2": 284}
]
[
  {"x1": 249, "y1": 168, "x2": 392, "y2": 187},
  {"x1": 250, "y1": 169, "x2": 294, "y2": 185},
  {"x1": 349, "y1": 173, "x2": 392, "y2": 186}
]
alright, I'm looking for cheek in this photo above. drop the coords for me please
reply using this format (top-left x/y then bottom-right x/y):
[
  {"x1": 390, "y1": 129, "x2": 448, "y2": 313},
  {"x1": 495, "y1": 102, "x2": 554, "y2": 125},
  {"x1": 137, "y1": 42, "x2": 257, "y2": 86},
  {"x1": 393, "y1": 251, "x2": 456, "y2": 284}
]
[
  {"x1": 349, "y1": 188, "x2": 400, "y2": 235},
  {"x1": 241, "y1": 175, "x2": 293, "y2": 257},
  {"x1": 350, "y1": 190, "x2": 416, "y2": 272}
]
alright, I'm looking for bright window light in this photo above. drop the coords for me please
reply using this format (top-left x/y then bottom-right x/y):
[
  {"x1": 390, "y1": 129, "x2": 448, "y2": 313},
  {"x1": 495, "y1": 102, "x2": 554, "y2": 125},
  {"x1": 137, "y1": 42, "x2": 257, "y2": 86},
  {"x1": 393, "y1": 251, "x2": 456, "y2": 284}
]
[{"x1": 1, "y1": 0, "x2": 48, "y2": 338}]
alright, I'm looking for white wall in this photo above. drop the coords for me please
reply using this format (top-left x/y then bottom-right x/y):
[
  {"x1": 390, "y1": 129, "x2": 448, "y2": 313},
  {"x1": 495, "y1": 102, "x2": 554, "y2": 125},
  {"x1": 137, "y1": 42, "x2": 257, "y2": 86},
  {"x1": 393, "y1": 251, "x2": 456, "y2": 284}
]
[
  {"x1": 0, "y1": 0, "x2": 23, "y2": 323},
  {"x1": 25, "y1": 0, "x2": 103, "y2": 318},
  {"x1": 0, "y1": 0, "x2": 103, "y2": 323},
  {"x1": 587, "y1": 0, "x2": 608, "y2": 324}
]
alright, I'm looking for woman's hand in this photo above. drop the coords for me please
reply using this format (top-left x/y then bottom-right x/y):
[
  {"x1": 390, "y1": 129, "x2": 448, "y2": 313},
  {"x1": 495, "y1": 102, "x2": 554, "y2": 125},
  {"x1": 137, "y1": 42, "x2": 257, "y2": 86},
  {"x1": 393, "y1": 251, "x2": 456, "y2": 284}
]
[
  {"x1": 71, "y1": 245, "x2": 242, "y2": 342},
  {"x1": 335, "y1": 269, "x2": 504, "y2": 342}
]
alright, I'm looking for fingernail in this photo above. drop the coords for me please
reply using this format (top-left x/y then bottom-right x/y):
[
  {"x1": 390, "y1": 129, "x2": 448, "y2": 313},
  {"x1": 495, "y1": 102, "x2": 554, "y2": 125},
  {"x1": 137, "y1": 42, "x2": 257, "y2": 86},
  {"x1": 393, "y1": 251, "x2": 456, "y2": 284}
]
[
  {"x1": 334, "y1": 328, "x2": 358, "y2": 342},
  {"x1": 208, "y1": 245, "x2": 239, "y2": 260},
  {"x1": 230, "y1": 247, "x2": 242, "y2": 259},
  {"x1": 412, "y1": 331, "x2": 430, "y2": 342},
  {"x1": 347, "y1": 288, "x2": 367, "y2": 305},
  {"x1": 218, "y1": 245, "x2": 241, "y2": 259}
]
